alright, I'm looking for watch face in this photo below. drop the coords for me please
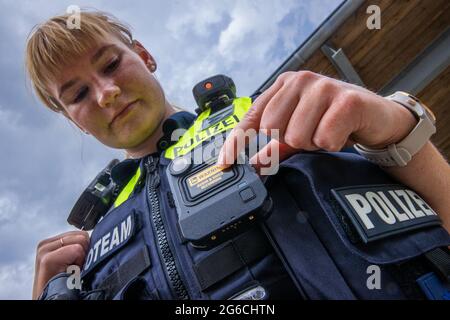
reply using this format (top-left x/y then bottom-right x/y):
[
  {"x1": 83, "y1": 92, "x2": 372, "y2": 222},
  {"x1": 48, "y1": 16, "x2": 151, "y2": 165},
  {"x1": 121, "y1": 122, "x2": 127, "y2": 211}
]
[
  {"x1": 421, "y1": 103, "x2": 436, "y2": 123},
  {"x1": 398, "y1": 91, "x2": 436, "y2": 124},
  {"x1": 409, "y1": 94, "x2": 436, "y2": 123}
]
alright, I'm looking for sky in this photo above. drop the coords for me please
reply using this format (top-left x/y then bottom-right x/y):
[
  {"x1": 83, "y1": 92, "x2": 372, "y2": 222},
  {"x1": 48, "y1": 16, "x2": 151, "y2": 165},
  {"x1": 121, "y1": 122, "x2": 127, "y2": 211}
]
[{"x1": 0, "y1": 0, "x2": 342, "y2": 299}]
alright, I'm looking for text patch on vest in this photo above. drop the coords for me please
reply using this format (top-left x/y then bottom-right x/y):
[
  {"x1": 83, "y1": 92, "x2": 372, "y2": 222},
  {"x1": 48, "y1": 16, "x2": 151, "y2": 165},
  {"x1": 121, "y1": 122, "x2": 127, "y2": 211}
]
[
  {"x1": 82, "y1": 212, "x2": 137, "y2": 275},
  {"x1": 331, "y1": 184, "x2": 441, "y2": 243}
]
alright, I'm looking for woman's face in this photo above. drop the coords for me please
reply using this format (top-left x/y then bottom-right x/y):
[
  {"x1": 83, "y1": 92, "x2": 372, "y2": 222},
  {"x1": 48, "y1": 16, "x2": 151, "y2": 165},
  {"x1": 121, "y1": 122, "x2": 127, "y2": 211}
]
[{"x1": 49, "y1": 35, "x2": 166, "y2": 149}]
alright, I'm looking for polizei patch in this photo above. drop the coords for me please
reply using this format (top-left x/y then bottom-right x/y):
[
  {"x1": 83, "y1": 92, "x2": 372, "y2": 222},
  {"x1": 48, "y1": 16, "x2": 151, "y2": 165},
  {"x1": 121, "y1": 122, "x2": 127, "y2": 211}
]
[{"x1": 331, "y1": 184, "x2": 441, "y2": 243}]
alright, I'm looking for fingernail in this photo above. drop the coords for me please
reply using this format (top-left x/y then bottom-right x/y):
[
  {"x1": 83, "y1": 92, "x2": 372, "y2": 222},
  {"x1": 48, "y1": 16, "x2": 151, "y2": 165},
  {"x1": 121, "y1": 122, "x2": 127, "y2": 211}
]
[{"x1": 216, "y1": 151, "x2": 224, "y2": 167}]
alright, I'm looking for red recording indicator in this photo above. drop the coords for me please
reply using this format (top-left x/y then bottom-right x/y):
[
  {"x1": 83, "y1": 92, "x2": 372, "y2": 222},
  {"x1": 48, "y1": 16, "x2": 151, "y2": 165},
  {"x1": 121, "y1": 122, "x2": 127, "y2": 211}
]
[{"x1": 204, "y1": 82, "x2": 213, "y2": 89}]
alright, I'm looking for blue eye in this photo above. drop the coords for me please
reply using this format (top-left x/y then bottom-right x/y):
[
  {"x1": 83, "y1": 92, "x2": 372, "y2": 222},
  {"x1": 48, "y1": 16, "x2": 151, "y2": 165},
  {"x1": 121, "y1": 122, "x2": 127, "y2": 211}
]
[{"x1": 73, "y1": 87, "x2": 89, "y2": 103}]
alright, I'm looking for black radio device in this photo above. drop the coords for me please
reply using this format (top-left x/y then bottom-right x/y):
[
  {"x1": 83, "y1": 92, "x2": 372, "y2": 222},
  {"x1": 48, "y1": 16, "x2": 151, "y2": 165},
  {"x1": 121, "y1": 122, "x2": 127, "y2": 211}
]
[
  {"x1": 165, "y1": 75, "x2": 272, "y2": 250},
  {"x1": 67, "y1": 159, "x2": 119, "y2": 230}
]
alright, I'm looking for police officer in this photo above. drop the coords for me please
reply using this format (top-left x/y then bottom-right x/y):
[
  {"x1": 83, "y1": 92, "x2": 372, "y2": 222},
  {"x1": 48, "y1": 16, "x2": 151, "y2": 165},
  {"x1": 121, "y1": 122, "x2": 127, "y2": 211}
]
[{"x1": 26, "y1": 10, "x2": 450, "y2": 300}]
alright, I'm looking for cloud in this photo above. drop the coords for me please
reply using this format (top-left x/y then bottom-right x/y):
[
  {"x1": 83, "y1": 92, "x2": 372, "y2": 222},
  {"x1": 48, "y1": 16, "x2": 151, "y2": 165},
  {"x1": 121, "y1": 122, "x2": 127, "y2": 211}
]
[
  {"x1": 166, "y1": 3, "x2": 227, "y2": 39},
  {"x1": 0, "y1": 257, "x2": 35, "y2": 300},
  {"x1": 0, "y1": 195, "x2": 17, "y2": 225},
  {"x1": 217, "y1": 1, "x2": 294, "y2": 61}
]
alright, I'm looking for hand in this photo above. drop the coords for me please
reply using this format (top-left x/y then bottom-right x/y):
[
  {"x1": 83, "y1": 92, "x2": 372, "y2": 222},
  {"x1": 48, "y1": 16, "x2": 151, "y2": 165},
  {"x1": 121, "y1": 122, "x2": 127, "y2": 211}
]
[
  {"x1": 32, "y1": 231, "x2": 90, "y2": 299},
  {"x1": 217, "y1": 71, "x2": 416, "y2": 170}
]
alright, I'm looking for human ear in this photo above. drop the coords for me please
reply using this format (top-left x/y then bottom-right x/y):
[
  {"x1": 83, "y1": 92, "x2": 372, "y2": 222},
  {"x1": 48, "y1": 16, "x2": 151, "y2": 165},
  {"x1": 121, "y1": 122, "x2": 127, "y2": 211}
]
[{"x1": 132, "y1": 40, "x2": 157, "y2": 72}]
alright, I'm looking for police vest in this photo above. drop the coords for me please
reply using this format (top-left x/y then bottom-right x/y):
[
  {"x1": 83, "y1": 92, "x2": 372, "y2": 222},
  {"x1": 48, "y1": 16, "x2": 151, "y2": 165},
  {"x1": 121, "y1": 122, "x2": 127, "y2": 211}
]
[{"x1": 80, "y1": 97, "x2": 450, "y2": 300}]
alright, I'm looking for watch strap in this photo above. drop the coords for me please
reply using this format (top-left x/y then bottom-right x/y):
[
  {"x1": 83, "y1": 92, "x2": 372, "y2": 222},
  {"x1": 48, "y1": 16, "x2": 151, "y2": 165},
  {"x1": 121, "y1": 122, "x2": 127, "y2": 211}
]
[{"x1": 354, "y1": 92, "x2": 436, "y2": 167}]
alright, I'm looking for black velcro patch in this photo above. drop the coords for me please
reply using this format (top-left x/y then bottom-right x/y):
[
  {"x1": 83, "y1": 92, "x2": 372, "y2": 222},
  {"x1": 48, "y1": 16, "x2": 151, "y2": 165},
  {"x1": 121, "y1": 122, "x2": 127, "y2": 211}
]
[
  {"x1": 331, "y1": 184, "x2": 441, "y2": 243},
  {"x1": 82, "y1": 212, "x2": 138, "y2": 276}
]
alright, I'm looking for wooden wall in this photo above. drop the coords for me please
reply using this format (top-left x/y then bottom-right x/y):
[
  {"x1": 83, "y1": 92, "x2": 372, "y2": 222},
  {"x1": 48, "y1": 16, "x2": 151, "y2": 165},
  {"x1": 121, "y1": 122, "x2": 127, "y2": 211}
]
[{"x1": 299, "y1": 0, "x2": 450, "y2": 157}]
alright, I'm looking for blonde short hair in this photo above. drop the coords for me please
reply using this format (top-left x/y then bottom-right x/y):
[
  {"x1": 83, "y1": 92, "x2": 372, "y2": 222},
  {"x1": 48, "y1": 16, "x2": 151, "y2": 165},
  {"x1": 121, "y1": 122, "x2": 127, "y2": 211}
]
[{"x1": 25, "y1": 9, "x2": 133, "y2": 113}]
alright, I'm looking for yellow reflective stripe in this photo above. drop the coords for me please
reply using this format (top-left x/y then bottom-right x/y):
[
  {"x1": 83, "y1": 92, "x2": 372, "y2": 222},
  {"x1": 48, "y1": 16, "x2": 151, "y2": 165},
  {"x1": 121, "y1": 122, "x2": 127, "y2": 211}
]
[
  {"x1": 113, "y1": 167, "x2": 141, "y2": 208},
  {"x1": 233, "y1": 96, "x2": 252, "y2": 120},
  {"x1": 164, "y1": 108, "x2": 210, "y2": 159},
  {"x1": 164, "y1": 97, "x2": 252, "y2": 159}
]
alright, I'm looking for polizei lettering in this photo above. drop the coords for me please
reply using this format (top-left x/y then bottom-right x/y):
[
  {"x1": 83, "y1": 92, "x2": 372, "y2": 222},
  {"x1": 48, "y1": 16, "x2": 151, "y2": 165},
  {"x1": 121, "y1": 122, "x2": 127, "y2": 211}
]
[
  {"x1": 332, "y1": 185, "x2": 441, "y2": 243},
  {"x1": 172, "y1": 114, "x2": 240, "y2": 157},
  {"x1": 84, "y1": 214, "x2": 134, "y2": 271}
]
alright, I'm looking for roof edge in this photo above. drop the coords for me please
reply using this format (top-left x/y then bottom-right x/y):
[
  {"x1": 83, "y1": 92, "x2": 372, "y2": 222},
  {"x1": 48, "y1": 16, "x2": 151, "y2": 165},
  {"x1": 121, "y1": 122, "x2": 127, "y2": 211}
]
[{"x1": 254, "y1": 0, "x2": 366, "y2": 94}]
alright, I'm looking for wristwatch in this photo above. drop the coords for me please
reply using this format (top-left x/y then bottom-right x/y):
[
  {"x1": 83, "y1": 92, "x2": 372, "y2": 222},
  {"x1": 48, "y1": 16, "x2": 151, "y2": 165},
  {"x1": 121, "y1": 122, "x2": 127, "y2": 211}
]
[{"x1": 354, "y1": 91, "x2": 436, "y2": 167}]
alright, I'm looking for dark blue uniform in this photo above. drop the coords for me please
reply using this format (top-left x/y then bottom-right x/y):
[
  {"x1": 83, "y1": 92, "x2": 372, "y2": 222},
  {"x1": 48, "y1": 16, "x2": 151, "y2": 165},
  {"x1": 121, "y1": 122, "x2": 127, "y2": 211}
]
[{"x1": 40, "y1": 111, "x2": 450, "y2": 300}]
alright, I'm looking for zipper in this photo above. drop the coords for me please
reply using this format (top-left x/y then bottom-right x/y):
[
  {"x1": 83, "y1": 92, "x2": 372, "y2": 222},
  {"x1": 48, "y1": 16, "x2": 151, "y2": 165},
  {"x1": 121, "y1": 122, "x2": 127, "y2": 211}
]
[{"x1": 145, "y1": 155, "x2": 190, "y2": 300}]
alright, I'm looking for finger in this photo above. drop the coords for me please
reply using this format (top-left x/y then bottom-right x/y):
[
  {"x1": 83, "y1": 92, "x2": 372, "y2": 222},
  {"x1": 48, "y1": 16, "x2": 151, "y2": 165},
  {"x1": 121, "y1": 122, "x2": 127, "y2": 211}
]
[
  {"x1": 259, "y1": 82, "x2": 300, "y2": 138},
  {"x1": 35, "y1": 231, "x2": 89, "y2": 272},
  {"x1": 37, "y1": 230, "x2": 89, "y2": 248},
  {"x1": 217, "y1": 80, "x2": 283, "y2": 168},
  {"x1": 249, "y1": 139, "x2": 298, "y2": 172},
  {"x1": 38, "y1": 232, "x2": 89, "y2": 257},
  {"x1": 283, "y1": 82, "x2": 331, "y2": 150},
  {"x1": 40, "y1": 243, "x2": 87, "y2": 273},
  {"x1": 312, "y1": 99, "x2": 360, "y2": 152},
  {"x1": 36, "y1": 244, "x2": 87, "y2": 297}
]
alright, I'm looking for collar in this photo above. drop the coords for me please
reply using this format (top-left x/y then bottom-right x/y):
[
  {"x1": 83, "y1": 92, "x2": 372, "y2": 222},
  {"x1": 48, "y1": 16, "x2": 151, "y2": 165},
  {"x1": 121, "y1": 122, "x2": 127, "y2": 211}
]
[{"x1": 110, "y1": 111, "x2": 196, "y2": 185}]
